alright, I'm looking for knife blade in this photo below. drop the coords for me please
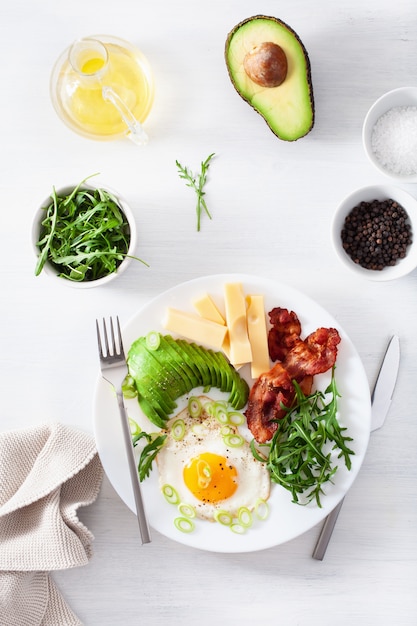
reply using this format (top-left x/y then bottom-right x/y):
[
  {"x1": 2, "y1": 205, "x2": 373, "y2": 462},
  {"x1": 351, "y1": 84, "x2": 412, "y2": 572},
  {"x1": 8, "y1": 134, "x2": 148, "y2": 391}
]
[
  {"x1": 371, "y1": 335, "x2": 400, "y2": 431},
  {"x1": 312, "y1": 334, "x2": 400, "y2": 560}
]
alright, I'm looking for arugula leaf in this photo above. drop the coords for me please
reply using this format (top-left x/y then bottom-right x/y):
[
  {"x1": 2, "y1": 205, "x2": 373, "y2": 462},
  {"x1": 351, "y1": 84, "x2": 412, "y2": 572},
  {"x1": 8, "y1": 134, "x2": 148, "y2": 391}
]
[
  {"x1": 176, "y1": 153, "x2": 215, "y2": 231},
  {"x1": 253, "y1": 368, "x2": 354, "y2": 507},
  {"x1": 133, "y1": 431, "x2": 167, "y2": 482}
]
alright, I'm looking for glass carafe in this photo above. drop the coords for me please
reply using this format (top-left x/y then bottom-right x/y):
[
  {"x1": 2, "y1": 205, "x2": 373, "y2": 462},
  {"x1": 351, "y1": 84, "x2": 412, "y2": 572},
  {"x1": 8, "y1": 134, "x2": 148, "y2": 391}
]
[{"x1": 50, "y1": 35, "x2": 154, "y2": 145}]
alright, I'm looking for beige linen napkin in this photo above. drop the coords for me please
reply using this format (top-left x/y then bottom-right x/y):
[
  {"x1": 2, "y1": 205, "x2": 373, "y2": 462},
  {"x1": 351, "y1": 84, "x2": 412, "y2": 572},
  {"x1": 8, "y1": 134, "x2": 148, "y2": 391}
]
[{"x1": 0, "y1": 423, "x2": 104, "y2": 626}]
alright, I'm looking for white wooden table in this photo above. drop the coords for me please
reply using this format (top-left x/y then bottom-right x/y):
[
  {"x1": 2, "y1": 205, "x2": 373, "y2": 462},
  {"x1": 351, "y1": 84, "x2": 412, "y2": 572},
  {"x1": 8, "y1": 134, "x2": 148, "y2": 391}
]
[{"x1": 1, "y1": 0, "x2": 416, "y2": 624}]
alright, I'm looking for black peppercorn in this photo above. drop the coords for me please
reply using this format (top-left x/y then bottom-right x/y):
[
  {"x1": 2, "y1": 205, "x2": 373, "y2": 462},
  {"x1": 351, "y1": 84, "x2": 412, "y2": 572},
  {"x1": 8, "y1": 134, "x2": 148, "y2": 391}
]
[{"x1": 340, "y1": 198, "x2": 412, "y2": 270}]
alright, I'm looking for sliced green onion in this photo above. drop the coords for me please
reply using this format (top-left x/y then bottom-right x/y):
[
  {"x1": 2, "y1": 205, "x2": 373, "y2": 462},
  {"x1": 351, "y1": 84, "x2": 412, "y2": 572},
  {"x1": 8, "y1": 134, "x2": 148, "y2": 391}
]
[
  {"x1": 146, "y1": 331, "x2": 160, "y2": 351},
  {"x1": 228, "y1": 411, "x2": 245, "y2": 426},
  {"x1": 128, "y1": 418, "x2": 141, "y2": 437},
  {"x1": 223, "y1": 433, "x2": 245, "y2": 448},
  {"x1": 220, "y1": 425, "x2": 233, "y2": 436},
  {"x1": 214, "y1": 510, "x2": 233, "y2": 526},
  {"x1": 122, "y1": 374, "x2": 137, "y2": 399},
  {"x1": 214, "y1": 403, "x2": 229, "y2": 425},
  {"x1": 192, "y1": 423, "x2": 209, "y2": 436},
  {"x1": 197, "y1": 459, "x2": 211, "y2": 489},
  {"x1": 203, "y1": 399, "x2": 215, "y2": 415},
  {"x1": 238, "y1": 507, "x2": 253, "y2": 528},
  {"x1": 188, "y1": 396, "x2": 202, "y2": 418},
  {"x1": 162, "y1": 484, "x2": 180, "y2": 505},
  {"x1": 174, "y1": 517, "x2": 195, "y2": 533},
  {"x1": 171, "y1": 418, "x2": 185, "y2": 441},
  {"x1": 254, "y1": 498, "x2": 269, "y2": 521},
  {"x1": 230, "y1": 523, "x2": 246, "y2": 535},
  {"x1": 178, "y1": 502, "x2": 196, "y2": 518}
]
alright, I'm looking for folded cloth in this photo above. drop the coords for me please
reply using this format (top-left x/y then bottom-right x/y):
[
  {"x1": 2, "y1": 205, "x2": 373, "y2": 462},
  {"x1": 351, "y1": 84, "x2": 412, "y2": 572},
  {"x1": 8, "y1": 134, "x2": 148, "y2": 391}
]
[{"x1": 0, "y1": 423, "x2": 104, "y2": 626}]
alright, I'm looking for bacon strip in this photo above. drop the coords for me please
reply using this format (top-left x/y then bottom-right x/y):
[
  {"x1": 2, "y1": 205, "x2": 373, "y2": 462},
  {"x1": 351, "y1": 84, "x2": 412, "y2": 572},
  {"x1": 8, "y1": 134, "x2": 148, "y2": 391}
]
[
  {"x1": 267, "y1": 307, "x2": 301, "y2": 362},
  {"x1": 245, "y1": 309, "x2": 341, "y2": 443},
  {"x1": 283, "y1": 327, "x2": 341, "y2": 378}
]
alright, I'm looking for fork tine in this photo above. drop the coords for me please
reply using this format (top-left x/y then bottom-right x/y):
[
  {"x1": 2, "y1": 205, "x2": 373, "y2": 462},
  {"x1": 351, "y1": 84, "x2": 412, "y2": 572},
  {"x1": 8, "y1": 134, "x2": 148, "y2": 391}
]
[
  {"x1": 96, "y1": 319, "x2": 104, "y2": 358},
  {"x1": 103, "y1": 317, "x2": 111, "y2": 356},
  {"x1": 115, "y1": 316, "x2": 125, "y2": 357},
  {"x1": 108, "y1": 318, "x2": 115, "y2": 356},
  {"x1": 108, "y1": 316, "x2": 121, "y2": 356}
]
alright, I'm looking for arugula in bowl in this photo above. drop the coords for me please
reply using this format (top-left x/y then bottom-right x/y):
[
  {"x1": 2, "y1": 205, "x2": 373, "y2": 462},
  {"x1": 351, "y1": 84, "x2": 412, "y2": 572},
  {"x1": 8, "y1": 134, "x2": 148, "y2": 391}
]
[{"x1": 33, "y1": 176, "x2": 147, "y2": 285}]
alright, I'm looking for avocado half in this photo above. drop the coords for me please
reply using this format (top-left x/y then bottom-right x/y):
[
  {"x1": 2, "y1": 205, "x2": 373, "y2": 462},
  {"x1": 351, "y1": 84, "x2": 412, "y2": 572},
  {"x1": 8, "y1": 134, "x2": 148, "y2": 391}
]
[{"x1": 225, "y1": 15, "x2": 314, "y2": 141}]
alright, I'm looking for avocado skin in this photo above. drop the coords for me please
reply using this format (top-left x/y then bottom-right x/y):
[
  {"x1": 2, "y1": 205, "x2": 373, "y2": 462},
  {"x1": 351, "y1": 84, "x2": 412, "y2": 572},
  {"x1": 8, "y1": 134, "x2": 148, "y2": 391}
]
[
  {"x1": 126, "y1": 334, "x2": 249, "y2": 427},
  {"x1": 225, "y1": 15, "x2": 315, "y2": 141}
]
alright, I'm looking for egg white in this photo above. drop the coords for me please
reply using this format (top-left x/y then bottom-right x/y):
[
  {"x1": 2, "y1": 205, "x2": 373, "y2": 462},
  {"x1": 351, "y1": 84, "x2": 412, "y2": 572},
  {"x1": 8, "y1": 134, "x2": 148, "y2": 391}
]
[{"x1": 156, "y1": 400, "x2": 270, "y2": 522}]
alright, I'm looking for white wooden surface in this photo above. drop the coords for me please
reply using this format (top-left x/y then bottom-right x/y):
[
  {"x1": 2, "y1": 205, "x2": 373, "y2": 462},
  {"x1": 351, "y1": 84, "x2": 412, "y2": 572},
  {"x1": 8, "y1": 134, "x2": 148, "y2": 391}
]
[{"x1": 1, "y1": 0, "x2": 417, "y2": 624}]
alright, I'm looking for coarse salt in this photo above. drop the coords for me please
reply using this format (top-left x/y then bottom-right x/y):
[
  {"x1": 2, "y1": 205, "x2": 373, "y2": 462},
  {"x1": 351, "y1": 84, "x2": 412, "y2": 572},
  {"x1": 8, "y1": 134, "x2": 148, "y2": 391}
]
[{"x1": 371, "y1": 105, "x2": 417, "y2": 177}]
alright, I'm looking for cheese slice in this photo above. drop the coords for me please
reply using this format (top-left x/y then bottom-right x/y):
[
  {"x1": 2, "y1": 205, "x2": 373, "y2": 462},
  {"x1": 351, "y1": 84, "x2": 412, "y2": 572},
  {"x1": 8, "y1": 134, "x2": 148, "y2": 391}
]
[
  {"x1": 223, "y1": 283, "x2": 252, "y2": 365},
  {"x1": 246, "y1": 294, "x2": 270, "y2": 379},
  {"x1": 163, "y1": 307, "x2": 227, "y2": 349},
  {"x1": 193, "y1": 293, "x2": 226, "y2": 325}
]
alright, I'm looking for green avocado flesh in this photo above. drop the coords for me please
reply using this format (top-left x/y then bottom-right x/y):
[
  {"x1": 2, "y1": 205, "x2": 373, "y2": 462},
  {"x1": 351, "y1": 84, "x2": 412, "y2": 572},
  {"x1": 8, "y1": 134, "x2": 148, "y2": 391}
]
[
  {"x1": 225, "y1": 15, "x2": 314, "y2": 141},
  {"x1": 124, "y1": 334, "x2": 249, "y2": 428}
]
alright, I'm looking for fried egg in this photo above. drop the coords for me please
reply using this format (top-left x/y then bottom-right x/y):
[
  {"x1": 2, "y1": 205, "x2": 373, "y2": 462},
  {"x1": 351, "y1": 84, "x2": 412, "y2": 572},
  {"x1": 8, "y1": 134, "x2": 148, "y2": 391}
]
[{"x1": 156, "y1": 398, "x2": 270, "y2": 522}]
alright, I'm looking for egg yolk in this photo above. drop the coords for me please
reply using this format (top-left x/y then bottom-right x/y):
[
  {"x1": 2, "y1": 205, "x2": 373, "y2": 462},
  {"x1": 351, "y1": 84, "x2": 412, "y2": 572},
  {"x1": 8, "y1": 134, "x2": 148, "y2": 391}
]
[{"x1": 183, "y1": 452, "x2": 238, "y2": 503}]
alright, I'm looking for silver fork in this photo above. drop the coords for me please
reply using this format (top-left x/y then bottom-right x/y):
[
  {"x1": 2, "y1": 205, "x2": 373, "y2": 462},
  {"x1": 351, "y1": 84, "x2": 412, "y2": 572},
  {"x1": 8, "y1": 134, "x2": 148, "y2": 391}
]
[{"x1": 96, "y1": 316, "x2": 151, "y2": 544}]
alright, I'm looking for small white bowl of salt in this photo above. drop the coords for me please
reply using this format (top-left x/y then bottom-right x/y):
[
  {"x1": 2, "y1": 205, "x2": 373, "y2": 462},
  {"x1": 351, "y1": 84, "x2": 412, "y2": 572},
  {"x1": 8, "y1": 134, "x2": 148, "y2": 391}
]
[{"x1": 363, "y1": 87, "x2": 417, "y2": 183}]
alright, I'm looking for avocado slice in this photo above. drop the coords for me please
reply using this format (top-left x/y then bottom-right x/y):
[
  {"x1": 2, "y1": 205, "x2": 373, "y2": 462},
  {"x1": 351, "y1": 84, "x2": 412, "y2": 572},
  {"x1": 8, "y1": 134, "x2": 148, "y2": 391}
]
[
  {"x1": 159, "y1": 335, "x2": 200, "y2": 389},
  {"x1": 225, "y1": 15, "x2": 314, "y2": 141}
]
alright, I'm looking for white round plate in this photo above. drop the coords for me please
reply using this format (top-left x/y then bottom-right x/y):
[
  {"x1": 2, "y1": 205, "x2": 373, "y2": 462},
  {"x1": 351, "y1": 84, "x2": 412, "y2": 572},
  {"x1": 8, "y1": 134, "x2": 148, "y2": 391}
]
[{"x1": 93, "y1": 273, "x2": 371, "y2": 553}]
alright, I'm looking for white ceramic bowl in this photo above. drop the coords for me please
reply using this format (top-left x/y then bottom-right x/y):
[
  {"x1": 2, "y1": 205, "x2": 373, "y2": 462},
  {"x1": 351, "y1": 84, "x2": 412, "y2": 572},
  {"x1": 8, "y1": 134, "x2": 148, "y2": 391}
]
[
  {"x1": 32, "y1": 183, "x2": 137, "y2": 288},
  {"x1": 331, "y1": 185, "x2": 417, "y2": 281},
  {"x1": 362, "y1": 86, "x2": 417, "y2": 182}
]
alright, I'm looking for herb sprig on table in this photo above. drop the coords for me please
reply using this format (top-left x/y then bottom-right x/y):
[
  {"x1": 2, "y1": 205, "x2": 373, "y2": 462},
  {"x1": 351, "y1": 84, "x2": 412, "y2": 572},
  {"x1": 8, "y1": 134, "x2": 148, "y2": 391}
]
[
  {"x1": 35, "y1": 176, "x2": 148, "y2": 282},
  {"x1": 251, "y1": 368, "x2": 354, "y2": 507},
  {"x1": 176, "y1": 153, "x2": 215, "y2": 231}
]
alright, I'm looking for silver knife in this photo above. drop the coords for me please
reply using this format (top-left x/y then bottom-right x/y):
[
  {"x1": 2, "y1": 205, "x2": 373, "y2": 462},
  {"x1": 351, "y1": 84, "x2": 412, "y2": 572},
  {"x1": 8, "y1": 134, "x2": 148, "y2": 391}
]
[{"x1": 312, "y1": 334, "x2": 400, "y2": 560}]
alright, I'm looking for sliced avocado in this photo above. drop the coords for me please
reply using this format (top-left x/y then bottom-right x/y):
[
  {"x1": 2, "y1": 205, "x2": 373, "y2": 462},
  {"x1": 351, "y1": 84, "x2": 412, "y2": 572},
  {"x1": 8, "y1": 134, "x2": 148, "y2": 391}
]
[
  {"x1": 152, "y1": 335, "x2": 197, "y2": 391},
  {"x1": 225, "y1": 15, "x2": 314, "y2": 141},
  {"x1": 127, "y1": 338, "x2": 183, "y2": 417},
  {"x1": 137, "y1": 395, "x2": 168, "y2": 430},
  {"x1": 210, "y1": 350, "x2": 229, "y2": 392},
  {"x1": 127, "y1": 334, "x2": 250, "y2": 427},
  {"x1": 164, "y1": 336, "x2": 202, "y2": 385},
  {"x1": 183, "y1": 341, "x2": 213, "y2": 389}
]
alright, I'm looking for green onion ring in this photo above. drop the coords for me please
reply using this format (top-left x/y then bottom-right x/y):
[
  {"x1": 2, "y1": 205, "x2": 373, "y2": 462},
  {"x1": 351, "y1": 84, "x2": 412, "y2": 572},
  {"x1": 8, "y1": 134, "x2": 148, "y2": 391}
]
[
  {"x1": 178, "y1": 503, "x2": 196, "y2": 519},
  {"x1": 171, "y1": 419, "x2": 185, "y2": 441},
  {"x1": 203, "y1": 399, "x2": 215, "y2": 415},
  {"x1": 214, "y1": 510, "x2": 233, "y2": 526},
  {"x1": 228, "y1": 411, "x2": 245, "y2": 426},
  {"x1": 162, "y1": 484, "x2": 180, "y2": 505},
  {"x1": 214, "y1": 402, "x2": 229, "y2": 425},
  {"x1": 238, "y1": 507, "x2": 253, "y2": 528},
  {"x1": 188, "y1": 396, "x2": 202, "y2": 418},
  {"x1": 174, "y1": 517, "x2": 195, "y2": 533},
  {"x1": 230, "y1": 523, "x2": 246, "y2": 535},
  {"x1": 223, "y1": 433, "x2": 245, "y2": 448},
  {"x1": 145, "y1": 331, "x2": 161, "y2": 351},
  {"x1": 254, "y1": 498, "x2": 269, "y2": 520}
]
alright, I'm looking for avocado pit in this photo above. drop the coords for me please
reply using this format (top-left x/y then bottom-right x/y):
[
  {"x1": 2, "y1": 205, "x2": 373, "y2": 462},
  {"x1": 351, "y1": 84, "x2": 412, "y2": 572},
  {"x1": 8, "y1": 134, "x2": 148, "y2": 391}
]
[{"x1": 243, "y1": 41, "x2": 288, "y2": 88}]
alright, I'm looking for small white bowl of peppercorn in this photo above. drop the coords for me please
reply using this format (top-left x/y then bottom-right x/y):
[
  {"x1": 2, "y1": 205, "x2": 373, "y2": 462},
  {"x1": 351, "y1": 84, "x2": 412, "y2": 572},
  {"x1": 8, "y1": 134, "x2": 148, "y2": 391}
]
[
  {"x1": 331, "y1": 184, "x2": 417, "y2": 281},
  {"x1": 362, "y1": 87, "x2": 417, "y2": 182}
]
